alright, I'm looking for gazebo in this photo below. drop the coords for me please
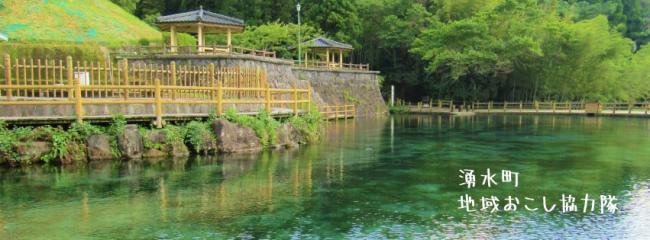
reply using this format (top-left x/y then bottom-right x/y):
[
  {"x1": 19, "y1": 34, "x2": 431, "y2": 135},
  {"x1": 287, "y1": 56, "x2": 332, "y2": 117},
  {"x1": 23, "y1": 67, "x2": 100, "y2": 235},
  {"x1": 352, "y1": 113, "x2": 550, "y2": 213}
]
[
  {"x1": 156, "y1": 6, "x2": 245, "y2": 53},
  {"x1": 296, "y1": 37, "x2": 354, "y2": 69}
]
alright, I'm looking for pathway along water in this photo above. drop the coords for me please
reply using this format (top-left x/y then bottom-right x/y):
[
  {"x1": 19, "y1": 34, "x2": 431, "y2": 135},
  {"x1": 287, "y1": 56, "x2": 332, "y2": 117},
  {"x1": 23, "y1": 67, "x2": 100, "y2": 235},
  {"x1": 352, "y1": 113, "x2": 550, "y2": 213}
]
[{"x1": 1, "y1": 115, "x2": 650, "y2": 238}]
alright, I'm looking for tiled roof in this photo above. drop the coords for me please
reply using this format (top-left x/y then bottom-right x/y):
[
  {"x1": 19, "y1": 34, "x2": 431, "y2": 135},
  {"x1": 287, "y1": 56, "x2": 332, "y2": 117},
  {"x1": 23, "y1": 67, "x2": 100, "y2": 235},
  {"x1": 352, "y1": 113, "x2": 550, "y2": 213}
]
[
  {"x1": 156, "y1": 7, "x2": 244, "y2": 27},
  {"x1": 297, "y1": 37, "x2": 354, "y2": 50}
]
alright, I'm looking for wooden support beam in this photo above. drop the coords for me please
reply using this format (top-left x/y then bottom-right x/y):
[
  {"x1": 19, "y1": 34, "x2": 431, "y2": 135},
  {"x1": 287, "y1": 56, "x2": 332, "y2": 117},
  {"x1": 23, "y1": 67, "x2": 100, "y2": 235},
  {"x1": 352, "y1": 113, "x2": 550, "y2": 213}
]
[
  {"x1": 170, "y1": 25, "x2": 177, "y2": 52},
  {"x1": 227, "y1": 29, "x2": 232, "y2": 52},
  {"x1": 197, "y1": 24, "x2": 204, "y2": 52}
]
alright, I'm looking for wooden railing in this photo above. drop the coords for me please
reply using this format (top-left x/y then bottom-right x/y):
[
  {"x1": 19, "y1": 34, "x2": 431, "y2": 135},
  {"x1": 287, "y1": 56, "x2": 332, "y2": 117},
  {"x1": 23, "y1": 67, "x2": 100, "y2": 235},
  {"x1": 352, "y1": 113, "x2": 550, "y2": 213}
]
[
  {"x1": 471, "y1": 101, "x2": 650, "y2": 115},
  {"x1": 402, "y1": 99, "x2": 650, "y2": 116},
  {"x1": 320, "y1": 105, "x2": 355, "y2": 119},
  {"x1": 0, "y1": 54, "x2": 311, "y2": 125},
  {"x1": 294, "y1": 60, "x2": 370, "y2": 71},
  {"x1": 112, "y1": 45, "x2": 277, "y2": 59}
]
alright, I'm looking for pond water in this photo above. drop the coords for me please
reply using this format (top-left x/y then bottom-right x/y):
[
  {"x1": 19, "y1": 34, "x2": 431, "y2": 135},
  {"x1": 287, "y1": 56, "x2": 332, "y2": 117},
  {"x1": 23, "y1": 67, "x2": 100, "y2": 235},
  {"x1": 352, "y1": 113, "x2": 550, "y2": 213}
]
[{"x1": 1, "y1": 115, "x2": 650, "y2": 239}]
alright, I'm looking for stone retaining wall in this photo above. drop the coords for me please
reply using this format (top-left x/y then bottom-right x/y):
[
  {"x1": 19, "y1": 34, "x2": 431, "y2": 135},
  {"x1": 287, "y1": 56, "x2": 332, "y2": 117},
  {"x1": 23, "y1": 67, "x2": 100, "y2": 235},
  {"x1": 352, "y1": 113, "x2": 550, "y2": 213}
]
[
  {"x1": 292, "y1": 67, "x2": 387, "y2": 116},
  {"x1": 130, "y1": 55, "x2": 387, "y2": 116}
]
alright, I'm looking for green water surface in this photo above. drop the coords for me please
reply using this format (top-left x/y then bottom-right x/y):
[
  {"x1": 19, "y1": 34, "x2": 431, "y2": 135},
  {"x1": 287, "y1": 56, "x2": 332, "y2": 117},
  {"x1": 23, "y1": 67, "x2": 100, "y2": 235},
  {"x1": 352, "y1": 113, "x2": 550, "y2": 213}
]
[{"x1": 1, "y1": 115, "x2": 650, "y2": 239}]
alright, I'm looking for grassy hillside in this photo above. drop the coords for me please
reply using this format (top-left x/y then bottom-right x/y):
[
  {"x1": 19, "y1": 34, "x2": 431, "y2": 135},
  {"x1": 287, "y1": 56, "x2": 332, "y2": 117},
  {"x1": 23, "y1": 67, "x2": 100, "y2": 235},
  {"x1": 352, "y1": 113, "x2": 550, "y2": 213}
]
[{"x1": 0, "y1": 0, "x2": 161, "y2": 45}]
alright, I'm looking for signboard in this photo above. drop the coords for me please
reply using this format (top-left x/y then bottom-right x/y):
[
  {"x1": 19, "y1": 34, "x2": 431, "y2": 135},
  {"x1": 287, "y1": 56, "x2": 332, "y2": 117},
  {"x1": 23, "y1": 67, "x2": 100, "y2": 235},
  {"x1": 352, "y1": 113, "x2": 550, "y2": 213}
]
[{"x1": 74, "y1": 72, "x2": 90, "y2": 85}]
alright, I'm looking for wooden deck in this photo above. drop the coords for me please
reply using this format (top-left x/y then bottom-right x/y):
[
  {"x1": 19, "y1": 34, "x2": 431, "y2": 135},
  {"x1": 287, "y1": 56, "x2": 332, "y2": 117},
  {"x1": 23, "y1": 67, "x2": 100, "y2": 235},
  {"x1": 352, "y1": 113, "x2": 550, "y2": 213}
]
[{"x1": 403, "y1": 101, "x2": 650, "y2": 118}]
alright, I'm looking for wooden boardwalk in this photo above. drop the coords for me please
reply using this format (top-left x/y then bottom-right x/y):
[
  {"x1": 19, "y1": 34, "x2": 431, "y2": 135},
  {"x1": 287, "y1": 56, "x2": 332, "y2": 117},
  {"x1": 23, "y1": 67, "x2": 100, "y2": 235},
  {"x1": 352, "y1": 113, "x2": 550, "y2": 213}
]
[{"x1": 404, "y1": 101, "x2": 650, "y2": 118}]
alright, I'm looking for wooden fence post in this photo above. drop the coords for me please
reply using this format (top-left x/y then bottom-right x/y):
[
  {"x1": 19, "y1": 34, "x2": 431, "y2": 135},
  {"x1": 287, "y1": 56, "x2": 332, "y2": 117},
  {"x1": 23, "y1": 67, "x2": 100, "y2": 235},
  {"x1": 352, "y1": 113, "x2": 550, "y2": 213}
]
[
  {"x1": 552, "y1": 101, "x2": 556, "y2": 113},
  {"x1": 4, "y1": 54, "x2": 11, "y2": 100},
  {"x1": 293, "y1": 86, "x2": 298, "y2": 116},
  {"x1": 307, "y1": 84, "x2": 312, "y2": 113},
  {"x1": 154, "y1": 79, "x2": 163, "y2": 128},
  {"x1": 209, "y1": 63, "x2": 215, "y2": 100},
  {"x1": 265, "y1": 84, "x2": 271, "y2": 112},
  {"x1": 488, "y1": 101, "x2": 492, "y2": 113},
  {"x1": 568, "y1": 101, "x2": 572, "y2": 113},
  {"x1": 519, "y1": 101, "x2": 523, "y2": 113},
  {"x1": 217, "y1": 80, "x2": 223, "y2": 115},
  {"x1": 171, "y1": 61, "x2": 177, "y2": 100},
  {"x1": 504, "y1": 101, "x2": 507, "y2": 113},
  {"x1": 67, "y1": 56, "x2": 74, "y2": 99},
  {"x1": 438, "y1": 100, "x2": 442, "y2": 108},
  {"x1": 122, "y1": 59, "x2": 129, "y2": 100},
  {"x1": 535, "y1": 101, "x2": 539, "y2": 113},
  {"x1": 645, "y1": 103, "x2": 648, "y2": 115},
  {"x1": 449, "y1": 100, "x2": 453, "y2": 112},
  {"x1": 74, "y1": 79, "x2": 83, "y2": 123},
  {"x1": 628, "y1": 103, "x2": 633, "y2": 115}
]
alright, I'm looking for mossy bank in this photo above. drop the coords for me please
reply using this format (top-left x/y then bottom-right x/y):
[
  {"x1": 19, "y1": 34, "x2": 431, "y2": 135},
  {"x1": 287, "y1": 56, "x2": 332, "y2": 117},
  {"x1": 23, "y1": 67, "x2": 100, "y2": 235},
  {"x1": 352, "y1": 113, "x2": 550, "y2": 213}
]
[{"x1": 0, "y1": 109, "x2": 323, "y2": 167}]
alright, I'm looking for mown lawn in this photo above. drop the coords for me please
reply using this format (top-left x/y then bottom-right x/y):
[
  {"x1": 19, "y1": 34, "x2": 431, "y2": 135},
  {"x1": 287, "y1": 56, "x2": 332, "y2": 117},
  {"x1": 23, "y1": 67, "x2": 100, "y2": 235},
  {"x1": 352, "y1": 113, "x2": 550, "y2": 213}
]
[{"x1": 0, "y1": 0, "x2": 161, "y2": 45}]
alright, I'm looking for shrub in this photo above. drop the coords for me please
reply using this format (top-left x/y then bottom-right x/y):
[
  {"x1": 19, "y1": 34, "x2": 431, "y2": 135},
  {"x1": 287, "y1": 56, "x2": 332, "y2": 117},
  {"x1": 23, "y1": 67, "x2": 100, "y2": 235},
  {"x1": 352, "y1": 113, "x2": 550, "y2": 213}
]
[
  {"x1": 224, "y1": 108, "x2": 280, "y2": 147},
  {"x1": 106, "y1": 115, "x2": 127, "y2": 157},
  {"x1": 185, "y1": 121, "x2": 215, "y2": 154},
  {"x1": 288, "y1": 105, "x2": 323, "y2": 143}
]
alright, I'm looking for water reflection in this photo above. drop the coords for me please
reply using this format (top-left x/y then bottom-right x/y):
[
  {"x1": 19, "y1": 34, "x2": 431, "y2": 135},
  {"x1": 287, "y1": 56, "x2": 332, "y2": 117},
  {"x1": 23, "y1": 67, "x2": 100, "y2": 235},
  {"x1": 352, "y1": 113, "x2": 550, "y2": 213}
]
[{"x1": 1, "y1": 115, "x2": 650, "y2": 238}]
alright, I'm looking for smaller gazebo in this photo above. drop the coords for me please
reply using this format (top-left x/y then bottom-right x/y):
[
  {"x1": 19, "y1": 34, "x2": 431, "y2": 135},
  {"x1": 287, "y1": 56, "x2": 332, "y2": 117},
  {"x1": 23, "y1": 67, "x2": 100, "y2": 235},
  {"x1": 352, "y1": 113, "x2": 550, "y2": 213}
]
[
  {"x1": 156, "y1": 6, "x2": 245, "y2": 53},
  {"x1": 296, "y1": 37, "x2": 354, "y2": 68}
]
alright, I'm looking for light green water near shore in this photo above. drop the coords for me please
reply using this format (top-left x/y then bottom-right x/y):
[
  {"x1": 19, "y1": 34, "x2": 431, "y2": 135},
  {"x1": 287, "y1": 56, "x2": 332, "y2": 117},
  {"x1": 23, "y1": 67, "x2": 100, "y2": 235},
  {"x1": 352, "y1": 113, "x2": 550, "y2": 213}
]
[{"x1": 1, "y1": 115, "x2": 650, "y2": 239}]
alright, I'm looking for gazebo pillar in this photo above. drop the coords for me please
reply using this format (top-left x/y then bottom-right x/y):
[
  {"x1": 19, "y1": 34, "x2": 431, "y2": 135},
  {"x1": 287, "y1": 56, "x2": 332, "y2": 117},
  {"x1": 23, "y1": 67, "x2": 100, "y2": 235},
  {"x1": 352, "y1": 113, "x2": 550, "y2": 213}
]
[
  {"x1": 304, "y1": 52, "x2": 308, "y2": 67},
  {"x1": 326, "y1": 49, "x2": 330, "y2": 69},
  {"x1": 170, "y1": 25, "x2": 177, "y2": 53},
  {"x1": 227, "y1": 29, "x2": 232, "y2": 52},
  {"x1": 339, "y1": 50, "x2": 343, "y2": 68},
  {"x1": 197, "y1": 24, "x2": 204, "y2": 52}
]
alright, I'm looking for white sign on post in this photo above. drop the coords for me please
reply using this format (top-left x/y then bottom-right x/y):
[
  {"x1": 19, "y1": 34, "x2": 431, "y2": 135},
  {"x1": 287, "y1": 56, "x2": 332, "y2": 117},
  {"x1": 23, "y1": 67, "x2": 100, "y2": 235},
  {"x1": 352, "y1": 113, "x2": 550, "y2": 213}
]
[{"x1": 74, "y1": 72, "x2": 90, "y2": 85}]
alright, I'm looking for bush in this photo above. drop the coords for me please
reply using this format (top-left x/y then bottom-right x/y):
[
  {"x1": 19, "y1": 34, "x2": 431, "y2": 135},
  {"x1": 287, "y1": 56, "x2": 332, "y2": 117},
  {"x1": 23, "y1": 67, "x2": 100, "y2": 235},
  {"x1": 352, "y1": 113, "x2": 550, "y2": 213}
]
[
  {"x1": 0, "y1": 42, "x2": 106, "y2": 61},
  {"x1": 185, "y1": 121, "x2": 216, "y2": 154},
  {"x1": 288, "y1": 105, "x2": 323, "y2": 143},
  {"x1": 224, "y1": 108, "x2": 280, "y2": 147}
]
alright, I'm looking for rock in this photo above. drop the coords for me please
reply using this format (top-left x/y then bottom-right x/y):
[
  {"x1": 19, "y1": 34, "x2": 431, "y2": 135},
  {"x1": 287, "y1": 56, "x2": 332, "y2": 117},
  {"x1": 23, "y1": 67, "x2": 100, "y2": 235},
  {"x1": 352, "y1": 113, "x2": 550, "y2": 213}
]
[
  {"x1": 211, "y1": 119, "x2": 262, "y2": 153},
  {"x1": 59, "y1": 142, "x2": 87, "y2": 164},
  {"x1": 168, "y1": 141, "x2": 190, "y2": 157},
  {"x1": 117, "y1": 125, "x2": 144, "y2": 160},
  {"x1": 143, "y1": 149, "x2": 167, "y2": 159},
  {"x1": 142, "y1": 129, "x2": 190, "y2": 158},
  {"x1": 86, "y1": 134, "x2": 114, "y2": 161},
  {"x1": 274, "y1": 123, "x2": 302, "y2": 149},
  {"x1": 14, "y1": 141, "x2": 52, "y2": 163}
]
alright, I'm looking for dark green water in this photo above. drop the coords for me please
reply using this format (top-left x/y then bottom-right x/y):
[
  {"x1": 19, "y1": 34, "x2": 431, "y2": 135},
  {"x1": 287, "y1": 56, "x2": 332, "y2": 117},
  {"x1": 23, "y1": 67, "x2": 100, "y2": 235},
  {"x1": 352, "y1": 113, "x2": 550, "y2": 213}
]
[{"x1": 1, "y1": 115, "x2": 650, "y2": 239}]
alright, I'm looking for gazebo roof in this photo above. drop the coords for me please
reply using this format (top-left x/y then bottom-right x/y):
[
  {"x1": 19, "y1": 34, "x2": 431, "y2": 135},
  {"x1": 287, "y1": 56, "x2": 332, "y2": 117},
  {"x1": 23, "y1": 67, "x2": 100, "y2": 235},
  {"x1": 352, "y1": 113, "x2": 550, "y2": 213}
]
[
  {"x1": 156, "y1": 7, "x2": 245, "y2": 28},
  {"x1": 296, "y1": 37, "x2": 354, "y2": 51}
]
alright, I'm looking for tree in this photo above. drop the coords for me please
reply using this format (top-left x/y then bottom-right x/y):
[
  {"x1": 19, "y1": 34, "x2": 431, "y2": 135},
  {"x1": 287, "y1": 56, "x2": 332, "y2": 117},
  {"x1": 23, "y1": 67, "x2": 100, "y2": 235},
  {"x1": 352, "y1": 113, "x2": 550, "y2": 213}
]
[
  {"x1": 302, "y1": 0, "x2": 362, "y2": 46},
  {"x1": 111, "y1": 0, "x2": 141, "y2": 14}
]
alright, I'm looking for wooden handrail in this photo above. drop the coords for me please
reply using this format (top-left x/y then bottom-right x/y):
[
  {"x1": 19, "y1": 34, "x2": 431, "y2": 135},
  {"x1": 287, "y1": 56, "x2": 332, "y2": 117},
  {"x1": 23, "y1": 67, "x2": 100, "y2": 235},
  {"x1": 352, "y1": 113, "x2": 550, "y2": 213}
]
[
  {"x1": 112, "y1": 45, "x2": 277, "y2": 58},
  {"x1": 295, "y1": 60, "x2": 370, "y2": 71}
]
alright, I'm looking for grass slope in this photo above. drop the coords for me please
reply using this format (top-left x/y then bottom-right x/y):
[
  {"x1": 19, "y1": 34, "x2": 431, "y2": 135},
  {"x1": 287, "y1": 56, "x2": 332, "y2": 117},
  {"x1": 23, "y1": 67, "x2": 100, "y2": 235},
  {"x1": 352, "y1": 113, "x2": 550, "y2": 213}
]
[{"x1": 0, "y1": 0, "x2": 161, "y2": 45}]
